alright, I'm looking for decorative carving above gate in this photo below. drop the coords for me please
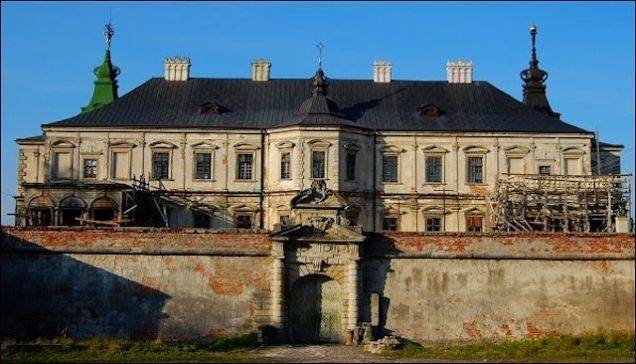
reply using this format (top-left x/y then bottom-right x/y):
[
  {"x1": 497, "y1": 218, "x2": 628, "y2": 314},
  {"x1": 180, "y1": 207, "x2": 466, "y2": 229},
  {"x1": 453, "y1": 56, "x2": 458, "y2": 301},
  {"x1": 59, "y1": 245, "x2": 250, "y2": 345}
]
[{"x1": 292, "y1": 179, "x2": 333, "y2": 206}]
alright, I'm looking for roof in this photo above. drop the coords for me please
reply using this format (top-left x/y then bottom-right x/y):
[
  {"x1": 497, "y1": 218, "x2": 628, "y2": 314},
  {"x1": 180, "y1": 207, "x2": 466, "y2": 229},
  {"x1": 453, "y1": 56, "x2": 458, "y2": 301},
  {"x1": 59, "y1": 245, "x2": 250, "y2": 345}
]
[
  {"x1": 44, "y1": 77, "x2": 590, "y2": 134},
  {"x1": 16, "y1": 135, "x2": 45, "y2": 144},
  {"x1": 593, "y1": 140, "x2": 624, "y2": 150}
]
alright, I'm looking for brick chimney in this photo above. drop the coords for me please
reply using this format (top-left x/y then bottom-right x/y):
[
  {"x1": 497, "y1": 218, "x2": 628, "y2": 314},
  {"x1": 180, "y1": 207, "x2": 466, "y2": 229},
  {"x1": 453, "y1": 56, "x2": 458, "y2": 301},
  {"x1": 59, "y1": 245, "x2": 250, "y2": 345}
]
[
  {"x1": 373, "y1": 61, "x2": 392, "y2": 83},
  {"x1": 251, "y1": 59, "x2": 271, "y2": 82},
  {"x1": 164, "y1": 56, "x2": 190, "y2": 81},
  {"x1": 446, "y1": 60, "x2": 473, "y2": 83}
]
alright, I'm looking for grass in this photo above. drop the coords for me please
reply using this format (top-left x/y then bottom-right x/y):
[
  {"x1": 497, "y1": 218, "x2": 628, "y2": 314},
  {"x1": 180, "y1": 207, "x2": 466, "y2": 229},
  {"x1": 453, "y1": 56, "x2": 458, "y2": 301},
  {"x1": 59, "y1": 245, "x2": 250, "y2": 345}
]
[
  {"x1": 2, "y1": 331, "x2": 634, "y2": 363},
  {"x1": 384, "y1": 331, "x2": 636, "y2": 362},
  {"x1": 0, "y1": 332, "x2": 266, "y2": 363}
]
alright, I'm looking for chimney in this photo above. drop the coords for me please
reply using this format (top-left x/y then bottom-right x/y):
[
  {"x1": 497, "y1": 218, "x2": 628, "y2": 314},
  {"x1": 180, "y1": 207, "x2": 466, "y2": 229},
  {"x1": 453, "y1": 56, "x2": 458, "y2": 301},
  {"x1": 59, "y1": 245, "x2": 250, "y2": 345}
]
[
  {"x1": 373, "y1": 61, "x2": 392, "y2": 83},
  {"x1": 446, "y1": 60, "x2": 473, "y2": 83},
  {"x1": 164, "y1": 56, "x2": 190, "y2": 81},
  {"x1": 251, "y1": 59, "x2": 271, "y2": 82}
]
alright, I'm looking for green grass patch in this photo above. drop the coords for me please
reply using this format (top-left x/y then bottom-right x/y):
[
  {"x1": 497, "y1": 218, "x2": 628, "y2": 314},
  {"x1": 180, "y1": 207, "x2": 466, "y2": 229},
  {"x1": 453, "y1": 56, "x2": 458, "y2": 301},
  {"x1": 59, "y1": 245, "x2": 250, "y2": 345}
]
[
  {"x1": 385, "y1": 331, "x2": 635, "y2": 362},
  {"x1": 0, "y1": 332, "x2": 265, "y2": 363}
]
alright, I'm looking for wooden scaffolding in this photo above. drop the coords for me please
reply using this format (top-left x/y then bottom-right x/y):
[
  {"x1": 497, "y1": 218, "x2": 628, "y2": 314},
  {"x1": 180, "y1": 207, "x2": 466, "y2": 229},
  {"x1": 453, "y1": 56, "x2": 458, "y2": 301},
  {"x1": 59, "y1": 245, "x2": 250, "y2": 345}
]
[{"x1": 488, "y1": 174, "x2": 632, "y2": 232}]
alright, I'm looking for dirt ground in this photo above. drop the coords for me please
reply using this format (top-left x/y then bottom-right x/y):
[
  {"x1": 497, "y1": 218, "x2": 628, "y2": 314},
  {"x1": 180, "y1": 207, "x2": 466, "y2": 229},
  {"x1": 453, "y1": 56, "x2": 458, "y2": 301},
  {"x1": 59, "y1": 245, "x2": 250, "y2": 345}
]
[{"x1": 257, "y1": 344, "x2": 450, "y2": 363}]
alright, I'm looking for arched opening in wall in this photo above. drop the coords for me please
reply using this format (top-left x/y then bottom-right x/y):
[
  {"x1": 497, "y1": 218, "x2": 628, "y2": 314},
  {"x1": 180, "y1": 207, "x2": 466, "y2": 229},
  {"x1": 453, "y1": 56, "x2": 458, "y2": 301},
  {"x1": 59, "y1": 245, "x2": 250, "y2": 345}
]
[
  {"x1": 59, "y1": 196, "x2": 86, "y2": 226},
  {"x1": 28, "y1": 196, "x2": 55, "y2": 226},
  {"x1": 289, "y1": 274, "x2": 341, "y2": 343},
  {"x1": 90, "y1": 196, "x2": 118, "y2": 221}
]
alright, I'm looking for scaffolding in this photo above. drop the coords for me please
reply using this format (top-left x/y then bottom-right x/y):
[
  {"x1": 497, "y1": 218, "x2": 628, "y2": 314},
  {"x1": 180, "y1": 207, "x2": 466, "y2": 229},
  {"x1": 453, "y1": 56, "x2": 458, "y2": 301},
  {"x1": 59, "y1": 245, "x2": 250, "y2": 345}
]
[{"x1": 488, "y1": 174, "x2": 632, "y2": 233}]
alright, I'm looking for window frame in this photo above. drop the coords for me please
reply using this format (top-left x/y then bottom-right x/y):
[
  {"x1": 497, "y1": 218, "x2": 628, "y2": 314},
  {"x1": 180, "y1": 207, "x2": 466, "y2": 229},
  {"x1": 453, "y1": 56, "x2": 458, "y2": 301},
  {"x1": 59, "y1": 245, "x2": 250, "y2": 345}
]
[
  {"x1": 108, "y1": 142, "x2": 136, "y2": 181},
  {"x1": 424, "y1": 154, "x2": 444, "y2": 183},
  {"x1": 382, "y1": 215, "x2": 399, "y2": 232},
  {"x1": 194, "y1": 152, "x2": 213, "y2": 180},
  {"x1": 50, "y1": 141, "x2": 76, "y2": 181},
  {"x1": 425, "y1": 216, "x2": 442, "y2": 232},
  {"x1": 151, "y1": 151, "x2": 171, "y2": 180},
  {"x1": 311, "y1": 150, "x2": 327, "y2": 179},
  {"x1": 233, "y1": 143, "x2": 260, "y2": 182},
  {"x1": 82, "y1": 158, "x2": 98, "y2": 179},
  {"x1": 538, "y1": 165, "x2": 552, "y2": 175},
  {"x1": 307, "y1": 139, "x2": 332, "y2": 180},
  {"x1": 280, "y1": 151, "x2": 292, "y2": 180},
  {"x1": 236, "y1": 152, "x2": 255, "y2": 181},
  {"x1": 235, "y1": 213, "x2": 253, "y2": 229},
  {"x1": 382, "y1": 153, "x2": 399, "y2": 183},
  {"x1": 466, "y1": 155, "x2": 485, "y2": 184},
  {"x1": 466, "y1": 215, "x2": 483, "y2": 232}
]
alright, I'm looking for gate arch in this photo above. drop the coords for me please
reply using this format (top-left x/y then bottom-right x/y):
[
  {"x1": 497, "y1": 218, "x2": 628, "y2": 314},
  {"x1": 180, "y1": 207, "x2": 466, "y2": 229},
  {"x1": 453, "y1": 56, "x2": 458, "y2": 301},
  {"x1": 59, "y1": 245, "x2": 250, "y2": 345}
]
[{"x1": 288, "y1": 274, "x2": 342, "y2": 343}]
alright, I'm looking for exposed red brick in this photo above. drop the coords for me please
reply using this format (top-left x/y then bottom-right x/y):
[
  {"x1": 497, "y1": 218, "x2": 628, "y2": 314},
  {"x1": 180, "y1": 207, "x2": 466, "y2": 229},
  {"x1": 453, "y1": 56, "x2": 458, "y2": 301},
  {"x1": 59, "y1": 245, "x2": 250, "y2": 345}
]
[
  {"x1": 463, "y1": 321, "x2": 482, "y2": 339},
  {"x1": 526, "y1": 322, "x2": 541, "y2": 339},
  {"x1": 499, "y1": 323, "x2": 513, "y2": 337}
]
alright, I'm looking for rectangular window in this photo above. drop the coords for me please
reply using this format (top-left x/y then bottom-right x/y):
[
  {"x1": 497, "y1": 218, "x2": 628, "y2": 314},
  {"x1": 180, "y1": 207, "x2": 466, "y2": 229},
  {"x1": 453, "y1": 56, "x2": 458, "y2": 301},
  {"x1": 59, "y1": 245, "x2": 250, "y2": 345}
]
[
  {"x1": 193, "y1": 212, "x2": 211, "y2": 228},
  {"x1": 425, "y1": 156, "x2": 442, "y2": 183},
  {"x1": 312, "y1": 151, "x2": 325, "y2": 179},
  {"x1": 507, "y1": 157, "x2": 524, "y2": 174},
  {"x1": 280, "y1": 152, "x2": 291, "y2": 180},
  {"x1": 538, "y1": 165, "x2": 552, "y2": 175},
  {"x1": 382, "y1": 217, "x2": 398, "y2": 231},
  {"x1": 152, "y1": 152, "x2": 170, "y2": 180},
  {"x1": 346, "y1": 152, "x2": 356, "y2": 181},
  {"x1": 83, "y1": 159, "x2": 97, "y2": 178},
  {"x1": 195, "y1": 153, "x2": 212, "y2": 180},
  {"x1": 466, "y1": 216, "x2": 483, "y2": 232},
  {"x1": 112, "y1": 151, "x2": 129, "y2": 179},
  {"x1": 279, "y1": 215, "x2": 290, "y2": 226},
  {"x1": 426, "y1": 217, "x2": 442, "y2": 232},
  {"x1": 467, "y1": 156, "x2": 483, "y2": 184},
  {"x1": 53, "y1": 151, "x2": 72, "y2": 179},
  {"x1": 236, "y1": 215, "x2": 252, "y2": 229},
  {"x1": 382, "y1": 155, "x2": 398, "y2": 183},
  {"x1": 237, "y1": 153, "x2": 253, "y2": 180}
]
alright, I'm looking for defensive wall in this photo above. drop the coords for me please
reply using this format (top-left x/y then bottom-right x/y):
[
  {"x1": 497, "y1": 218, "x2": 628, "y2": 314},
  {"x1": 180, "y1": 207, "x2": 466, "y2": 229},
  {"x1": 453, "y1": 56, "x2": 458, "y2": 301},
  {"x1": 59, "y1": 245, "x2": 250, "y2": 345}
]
[{"x1": 1, "y1": 227, "x2": 634, "y2": 343}]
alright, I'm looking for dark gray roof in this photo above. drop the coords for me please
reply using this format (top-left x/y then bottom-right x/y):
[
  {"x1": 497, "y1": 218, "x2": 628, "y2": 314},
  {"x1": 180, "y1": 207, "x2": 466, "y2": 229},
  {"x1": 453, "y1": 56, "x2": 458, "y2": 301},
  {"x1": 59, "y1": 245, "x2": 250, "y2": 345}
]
[{"x1": 44, "y1": 77, "x2": 590, "y2": 133}]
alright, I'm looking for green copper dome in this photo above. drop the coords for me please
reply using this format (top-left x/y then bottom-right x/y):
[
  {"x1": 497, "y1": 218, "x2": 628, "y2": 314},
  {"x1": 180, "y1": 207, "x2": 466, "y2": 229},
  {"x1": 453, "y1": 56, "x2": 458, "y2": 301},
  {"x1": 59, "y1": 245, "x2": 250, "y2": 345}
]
[{"x1": 81, "y1": 25, "x2": 121, "y2": 114}]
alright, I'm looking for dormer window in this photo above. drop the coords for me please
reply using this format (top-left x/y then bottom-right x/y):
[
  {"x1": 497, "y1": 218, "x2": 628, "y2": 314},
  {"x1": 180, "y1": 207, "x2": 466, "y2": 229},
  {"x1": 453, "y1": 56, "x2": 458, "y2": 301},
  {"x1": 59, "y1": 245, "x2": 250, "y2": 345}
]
[
  {"x1": 418, "y1": 103, "x2": 442, "y2": 117},
  {"x1": 199, "y1": 101, "x2": 225, "y2": 115}
]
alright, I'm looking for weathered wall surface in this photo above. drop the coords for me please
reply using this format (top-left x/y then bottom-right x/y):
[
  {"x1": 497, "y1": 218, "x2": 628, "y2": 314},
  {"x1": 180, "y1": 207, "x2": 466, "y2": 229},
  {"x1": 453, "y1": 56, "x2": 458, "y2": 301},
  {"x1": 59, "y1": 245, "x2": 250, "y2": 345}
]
[
  {"x1": 1, "y1": 228, "x2": 271, "y2": 340},
  {"x1": 2, "y1": 228, "x2": 634, "y2": 343},
  {"x1": 363, "y1": 233, "x2": 636, "y2": 343}
]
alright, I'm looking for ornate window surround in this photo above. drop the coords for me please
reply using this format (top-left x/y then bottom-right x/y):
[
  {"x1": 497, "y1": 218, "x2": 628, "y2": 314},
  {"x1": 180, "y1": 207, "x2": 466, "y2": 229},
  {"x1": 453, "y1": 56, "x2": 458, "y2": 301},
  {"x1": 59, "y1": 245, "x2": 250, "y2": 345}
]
[
  {"x1": 108, "y1": 141, "x2": 136, "y2": 181},
  {"x1": 380, "y1": 145, "x2": 405, "y2": 185},
  {"x1": 191, "y1": 142, "x2": 219, "y2": 182},
  {"x1": 149, "y1": 141, "x2": 177, "y2": 181},
  {"x1": 233, "y1": 143, "x2": 260, "y2": 182},
  {"x1": 463, "y1": 145, "x2": 489, "y2": 185},
  {"x1": 307, "y1": 139, "x2": 332, "y2": 180},
  {"x1": 49, "y1": 140, "x2": 76, "y2": 181},
  {"x1": 422, "y1": 145, "x2": 448, "y2": 184}
]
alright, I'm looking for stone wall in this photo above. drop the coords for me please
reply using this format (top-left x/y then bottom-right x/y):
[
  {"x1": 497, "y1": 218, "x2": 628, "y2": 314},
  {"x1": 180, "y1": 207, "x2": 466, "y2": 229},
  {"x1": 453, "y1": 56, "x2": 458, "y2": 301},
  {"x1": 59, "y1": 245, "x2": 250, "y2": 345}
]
[
  {"x1": 2, "y1": 227, "x2": 634, "y2": 343},
  {"x1": 363, "y1": 232, "x2": 635, "y2": 343},
  {"x1": 1, "y1": 228, "x2": 271, "y2": 340}
]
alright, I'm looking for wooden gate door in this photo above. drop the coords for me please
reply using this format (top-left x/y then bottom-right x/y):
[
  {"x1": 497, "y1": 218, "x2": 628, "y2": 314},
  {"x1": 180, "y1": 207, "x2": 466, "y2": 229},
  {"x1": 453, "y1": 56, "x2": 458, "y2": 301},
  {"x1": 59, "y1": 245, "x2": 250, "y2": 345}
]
[{"x1": 289, "y1": 275, "x2": 341, "y2": 343}]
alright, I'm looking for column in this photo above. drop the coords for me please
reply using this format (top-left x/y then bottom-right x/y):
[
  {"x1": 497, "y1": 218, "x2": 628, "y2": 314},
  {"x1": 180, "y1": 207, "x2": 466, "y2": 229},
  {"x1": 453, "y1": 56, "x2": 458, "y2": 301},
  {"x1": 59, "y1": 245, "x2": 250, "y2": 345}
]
[
  {"x1": 270, "y1": 242, "x2": 285, "y2": 332},
  {"x1": 348, "y1": 257, "x2": 359, "y2": 330}
]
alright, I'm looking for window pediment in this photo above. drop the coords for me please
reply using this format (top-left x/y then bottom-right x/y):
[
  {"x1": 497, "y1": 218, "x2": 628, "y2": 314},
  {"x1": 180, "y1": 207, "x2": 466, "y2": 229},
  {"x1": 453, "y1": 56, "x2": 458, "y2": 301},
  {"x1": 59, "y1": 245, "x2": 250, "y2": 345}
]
[
  {"x1": 51, "y1": 140, "x2": 76, "y2": 148},
  {"x1": 307, "y1": 139, "x2": 332, "y2": 149},
  {"x1": 233, "y1": 142, "x2": 260, "y2": 151},
  {"x1": 421, "y1": 206, "x2": 450, "y2": 215},
  {"x1": 463, "y1": 145, "x2": 490, "y2": 154},
  {"x1": 422, "y1": 145, "x2": 449, "y2": 154},
  {"x1": 229, "y1": 203, "x2": 258, "y2": 212},
  {"x1": 503, "y1": 145, "x2": 530, "y2": 155},
  {"x1": 562, "y1": 146, "x2": 584, "y2": 155},
  {"x1": 149, "y1": 141, "x2": 177, "y2": 149},
  {"x1": 380, "y1": 145, "x2": 405, "y2": 153},
  {"x1": 464, "y1": 207, "x2": 484, "y2": 216},
  {"x1": 191, "y1": 141, "x2": 219, "y2": 150},
  {"x1": 275, "y1": 141, "x2": 295, "y2": 150},
  {"x1": 344, "y1": 143, "x2": 361, "y2": 152},
  {"x1": 108, "y1": 141, "x2": 137, "y2": 149}
]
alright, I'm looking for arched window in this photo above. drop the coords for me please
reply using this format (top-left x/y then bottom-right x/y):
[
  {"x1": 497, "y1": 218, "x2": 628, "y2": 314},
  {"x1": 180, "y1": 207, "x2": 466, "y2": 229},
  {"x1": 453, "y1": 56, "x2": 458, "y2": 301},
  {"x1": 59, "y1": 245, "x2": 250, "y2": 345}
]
[
  {"x1": 90, "y1": 196, "x2": 118, "y2": 221},
  {"x1": 28, "y1": 195, "x2": 55, "y2": 226},
  {"x1": 59, "y1": 196, "x2": 87, "y2": 226}
]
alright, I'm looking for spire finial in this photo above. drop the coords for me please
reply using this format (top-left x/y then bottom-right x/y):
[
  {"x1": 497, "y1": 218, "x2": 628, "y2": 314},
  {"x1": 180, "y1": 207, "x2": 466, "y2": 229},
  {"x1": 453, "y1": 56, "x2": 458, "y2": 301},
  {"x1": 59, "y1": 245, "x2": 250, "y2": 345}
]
[
  {"x1": 316, "y1": 42, "x2": 324, "y2": 69},
  {"x1": 104, "y1": 8, "x2": 114, "y2": 50},
  {"x1": 530, "y1": 24, "x2": 538, "y2": 64}
]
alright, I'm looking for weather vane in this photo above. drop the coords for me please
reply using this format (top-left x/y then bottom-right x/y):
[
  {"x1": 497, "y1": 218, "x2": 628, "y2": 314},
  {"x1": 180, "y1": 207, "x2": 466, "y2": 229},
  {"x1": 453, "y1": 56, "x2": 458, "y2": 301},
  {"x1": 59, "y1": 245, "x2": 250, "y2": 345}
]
[
  {"x1": 316, "y1": 42, "x2": 324, "y2": 69},
  {"x1": 104, "y1": 7, "x2": 114, "y2": 50}
]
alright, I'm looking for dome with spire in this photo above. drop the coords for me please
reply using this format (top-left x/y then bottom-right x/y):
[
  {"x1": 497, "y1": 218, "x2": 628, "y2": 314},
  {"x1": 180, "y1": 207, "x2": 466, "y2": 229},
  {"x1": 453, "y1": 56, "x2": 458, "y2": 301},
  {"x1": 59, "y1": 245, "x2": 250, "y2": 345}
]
[
  {"x1": 519, "y1": 24, "x2": 559, "y2": 118},
  {"x1": 81, "y1": 23, "x2": 120, "y2": 114},
  {"x1": 277, "y1": 68, "x2": 362, "y2": 129}
]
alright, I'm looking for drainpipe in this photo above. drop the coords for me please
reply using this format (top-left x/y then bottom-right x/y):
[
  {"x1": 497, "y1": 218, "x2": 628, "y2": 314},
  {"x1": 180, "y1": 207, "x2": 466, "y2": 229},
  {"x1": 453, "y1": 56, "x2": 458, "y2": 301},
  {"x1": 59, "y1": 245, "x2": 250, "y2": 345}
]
[
  {"x1": 372, "y1": 130, "x2": 377, "y2": 232},
  {"x1": 260, "y1": 129, "x2": 266, "y2": 229}
]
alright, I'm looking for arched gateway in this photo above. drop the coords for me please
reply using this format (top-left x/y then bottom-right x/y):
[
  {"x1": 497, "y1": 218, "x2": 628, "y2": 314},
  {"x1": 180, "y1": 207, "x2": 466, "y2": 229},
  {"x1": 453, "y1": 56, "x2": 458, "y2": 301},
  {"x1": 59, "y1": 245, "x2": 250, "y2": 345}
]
[
  {"x1": 270, "y1": 180, "x2": 366, "y2": 344},
  {"x1": 289, "y1": 275, "x2": 342, "y2": 343}
]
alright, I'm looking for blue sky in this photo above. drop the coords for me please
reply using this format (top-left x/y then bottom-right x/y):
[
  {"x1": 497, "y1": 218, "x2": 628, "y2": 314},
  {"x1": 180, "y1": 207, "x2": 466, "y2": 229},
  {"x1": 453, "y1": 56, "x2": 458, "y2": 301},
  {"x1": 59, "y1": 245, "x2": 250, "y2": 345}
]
[{"x1": 1, "y1": 1, "x2": 634, "y2": 225}]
